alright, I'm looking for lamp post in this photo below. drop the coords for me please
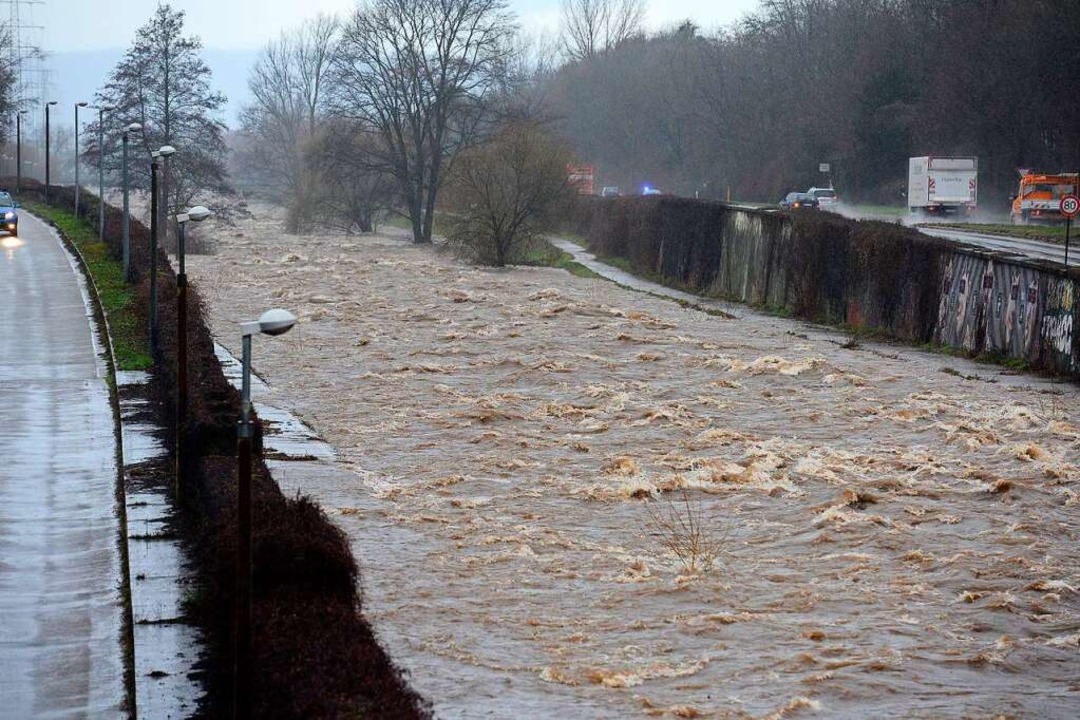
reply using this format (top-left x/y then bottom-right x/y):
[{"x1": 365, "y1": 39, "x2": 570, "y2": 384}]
[
  {"x1": 44, "y1": 101, "x2": 57, "y2": 202},
  {"x1": 235, "y1": 307, "x2": 297, "y2": 720},
  {"x1": 149, "y1": 145, "x2": 175, "y2": 349},
  {"x1": 16, "y1": 110, "x2": 27, "y2": 194},
  {"x1": 159, "y1": 144, "x2": 174, "y2": 273},
  {"x1": 121, "y1": 122, "x2": 142, "y2": 280},
  {"x1": 73, "y1": 101, "x2": 88, "y2": 216},
  {"x1": 175, "y1": 205, "x2": 212, "y2": 496},
  {"x1": 97, "y1": 104, "x2": 115, "y2": 242}
]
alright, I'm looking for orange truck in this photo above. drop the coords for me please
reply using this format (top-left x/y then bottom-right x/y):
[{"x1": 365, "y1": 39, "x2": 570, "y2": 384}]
[{"x1": 1010, "y1": 171, "x2": 1079, "y2": 224}]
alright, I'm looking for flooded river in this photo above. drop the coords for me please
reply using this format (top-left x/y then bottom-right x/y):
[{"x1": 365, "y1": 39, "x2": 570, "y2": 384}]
[{"x1": 189, "y1": 206, "x2": 1080, "y2": 718}]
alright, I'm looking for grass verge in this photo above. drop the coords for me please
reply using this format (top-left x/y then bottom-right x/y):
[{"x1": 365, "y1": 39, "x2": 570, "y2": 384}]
[
  {"x1": 519, "y1": 238, "x2": 602, "y2": 279},
  {"x1": 28, "y1": 202, "x2": 152, "y2": 370}
]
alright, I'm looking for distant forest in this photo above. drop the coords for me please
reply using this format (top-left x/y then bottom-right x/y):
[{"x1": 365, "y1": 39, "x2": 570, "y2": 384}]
[{"x1": 543, "y1": 0, "x2": 1080, "y2": 209}]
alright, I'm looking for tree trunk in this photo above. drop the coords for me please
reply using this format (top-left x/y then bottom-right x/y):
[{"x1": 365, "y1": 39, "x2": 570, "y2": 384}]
[{"x1": 419, "y1": 179, "x2": 438, "y2": 244}]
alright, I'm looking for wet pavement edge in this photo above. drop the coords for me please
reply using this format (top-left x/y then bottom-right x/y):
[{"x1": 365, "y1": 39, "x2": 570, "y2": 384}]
[{"x1": 44, "y1": 210, "x2": 205, "y2": 718}]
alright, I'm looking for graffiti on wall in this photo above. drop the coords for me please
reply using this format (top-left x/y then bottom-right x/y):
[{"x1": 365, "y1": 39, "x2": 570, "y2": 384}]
[
  {"x1": 1041, "y1": 279, "x2": 1076, "y2": 371},
  {"x1": 933, "y1": 251, "x2": 1077, "y2": 372}
]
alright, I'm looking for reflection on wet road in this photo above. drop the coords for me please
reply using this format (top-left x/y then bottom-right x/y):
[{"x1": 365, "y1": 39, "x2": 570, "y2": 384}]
[
  {"x1": 0, "y1": 215, "x2": 127, "y2": 716},
  {"x1": 190, "y1": 207, "x2": 1080, "y2": 719},
  {"x1": 919, "y1": 226, "x2": 1080, "y2": 267}
]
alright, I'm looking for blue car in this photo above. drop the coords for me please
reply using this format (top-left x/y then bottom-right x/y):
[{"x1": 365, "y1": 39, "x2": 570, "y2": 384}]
[{"x1": 0, "y1": 191, "x2": 18, "y2": 236}]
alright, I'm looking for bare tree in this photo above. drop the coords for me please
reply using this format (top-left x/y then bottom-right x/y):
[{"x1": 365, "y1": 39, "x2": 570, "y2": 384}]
[
  {"x1": 560, "y1": 0, "x2": 645, "y2": 62},
  {"x1": 330, "y1": 0, "x2": 517, "y2": 244},
  {"x1": 304, "y1": 117, "x2": 396, "y2": 233},
  {"x1": 444, "y1": 121, "x2": 572, "y2": 266},
  {"x1": 237, "y1": 15, "x2": 339, "y2": 232},
  {"x1": 493, "y1": 30, "x2": 565, "y2": 127}
]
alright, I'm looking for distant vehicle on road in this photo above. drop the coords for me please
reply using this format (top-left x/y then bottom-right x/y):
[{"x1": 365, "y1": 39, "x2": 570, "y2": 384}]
[
  {"x1": 779, "y1": 192, "x2": 819, "y2": 210},
  {"x1": 806, "y1": 186, "x2": 839, "y2": 209},
  {"x1": 0, "y1": 191, "x2": 19, "y2": 236},
  {"x1": 601, "y1": 186, "x2": 620, "y2": 197},
  {"x1": 1010, "y1": 172, "x2": 1078, "y2": 224},
  {"x1": 641, "y1": 185, "x2": 662, "y2": 196},
  {"x1": 907, "y1": 156, "x2": 977, "y2": 216}
]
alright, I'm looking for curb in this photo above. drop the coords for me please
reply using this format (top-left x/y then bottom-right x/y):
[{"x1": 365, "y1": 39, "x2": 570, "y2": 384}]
[{"x1": 34, "y1": 207, "x2": 205, "y2": 718}]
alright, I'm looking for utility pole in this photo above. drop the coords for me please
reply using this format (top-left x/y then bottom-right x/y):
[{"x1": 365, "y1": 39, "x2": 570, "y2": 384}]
[{"x1": 3, "y1": 1, "x2": 47, "y2": 124}]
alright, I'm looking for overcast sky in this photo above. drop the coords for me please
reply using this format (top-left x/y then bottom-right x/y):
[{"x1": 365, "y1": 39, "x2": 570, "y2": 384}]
[{"x1": 35, "y1": 0, "x2": 760, "y2": 53}]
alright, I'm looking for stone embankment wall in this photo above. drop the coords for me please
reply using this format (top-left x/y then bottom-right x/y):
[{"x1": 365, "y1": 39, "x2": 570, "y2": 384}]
[{"x1": 573, "y1": 196, "x2": 1078, "y2": 375}]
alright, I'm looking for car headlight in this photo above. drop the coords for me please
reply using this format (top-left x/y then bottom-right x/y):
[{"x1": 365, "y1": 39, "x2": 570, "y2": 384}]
[{"x1": 3, "y1": 212, "x2": 13, "y2": 220}]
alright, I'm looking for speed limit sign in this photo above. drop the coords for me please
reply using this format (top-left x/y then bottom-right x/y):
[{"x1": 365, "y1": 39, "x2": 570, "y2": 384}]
[{"x1": 1062, "y1": 194, "x2": 1080, "y2": 218}]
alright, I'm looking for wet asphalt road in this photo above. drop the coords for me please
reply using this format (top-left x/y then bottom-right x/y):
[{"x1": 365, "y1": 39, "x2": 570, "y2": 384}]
[
  {"x1": 919, "y1": 226, "x2": 1080, "y2": 266},
  {"x1": 0, "y1": 213, "x2": 128, "y2": 716}
]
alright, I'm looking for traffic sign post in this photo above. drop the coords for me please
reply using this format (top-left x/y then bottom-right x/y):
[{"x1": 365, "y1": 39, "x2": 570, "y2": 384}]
[
  {"x1": 1061, "y1": 195, "x2": 1079, "y2": 267},
  {"x1": 1067, "y1": 218, "x2": 1072, "y2": 267}
]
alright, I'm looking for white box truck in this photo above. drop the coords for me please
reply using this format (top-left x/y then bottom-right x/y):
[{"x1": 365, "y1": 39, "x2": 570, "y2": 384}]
[{"x1": 908, "y1": 156, "x2": 978, "y2": 215}]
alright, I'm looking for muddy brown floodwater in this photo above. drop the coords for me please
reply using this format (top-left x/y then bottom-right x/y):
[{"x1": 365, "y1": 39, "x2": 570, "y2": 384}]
[{"x1": 188, "y1": 204, "x2": 1080, "y2": 719}]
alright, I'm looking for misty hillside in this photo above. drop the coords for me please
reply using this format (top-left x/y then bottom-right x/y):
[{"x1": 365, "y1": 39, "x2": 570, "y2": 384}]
[{"x1": 544, "y1": 0, "x2": 1080, "y2": 207}]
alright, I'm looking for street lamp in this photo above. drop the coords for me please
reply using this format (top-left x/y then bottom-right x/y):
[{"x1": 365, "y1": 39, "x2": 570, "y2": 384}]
[
  {"x1": 235, "y1": 307, "x2": 297, "y2": 720},
  {"x1": 149, "y1": 145, "x2": 175, "y2": 349},
  {"x1": 44, "y1": 101, "x2": 57, "y2": 202},
  {"x1": 97, "y1": 104, "x2": 115, "y2": 242},
  {"x1": 122, "y1": 122, "x2": 142, "y2": 280},
  {"x1": 158, "y1": 142, "x2": 175, "y2": 258},
  {"x1": 16, "y1": 110, "x2": 27, "y2": 194},
  {"x1": 175, "y1": 205, "x2": 212, "y2": 495},
  {"x1": 74, "y1": 101, "x2": 88, "y2": 217}
]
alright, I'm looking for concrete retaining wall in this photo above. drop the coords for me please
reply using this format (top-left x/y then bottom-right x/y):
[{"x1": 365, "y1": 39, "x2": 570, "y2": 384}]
[
  {"x1": 933, "y1": 253, "x2": 1076, "y2": 372},
  {"x1": 576, "y1": 197, "x2": 1079, "y2": 375}
]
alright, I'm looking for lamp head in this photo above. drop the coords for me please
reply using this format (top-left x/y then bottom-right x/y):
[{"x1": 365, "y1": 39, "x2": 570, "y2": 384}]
[
  {"x1": 76, "y1": 101, "x2": 88, "y2": 107},
  {"x1": 102, "y1": 104, "x2": 116, "y2": 112},
  {"x1": 126, "y1": 122, "x2": 142, "y2": 133},
  {"x1": 46, "y1": 100, "x2": 57, "y2": 106},
  {"x1": 187, "y1": 205, "x2": 212, "y2": 222},
  {"x1": 176, "y1": 206, "x2": 211, "y2": 224},
  {"x1": 257, "y1": 309, "x2": 297, "y2": 337},
  {"x1": 158, "y1": 145, "x2": 176, "y2": 157}
]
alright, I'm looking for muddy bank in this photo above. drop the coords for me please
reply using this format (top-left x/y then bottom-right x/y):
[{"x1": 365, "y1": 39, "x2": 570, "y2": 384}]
[{"x1": 190, "y1": 205, "x2": 1080, "y2": 718}]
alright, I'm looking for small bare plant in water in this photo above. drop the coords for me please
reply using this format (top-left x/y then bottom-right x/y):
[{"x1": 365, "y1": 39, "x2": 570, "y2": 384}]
[
  {"x1": 1037, "y1": 378, "x2": 1069, "y2": 421},
  {"x1": 197, "y1": 267, "x2": 230, "y2": 303},
  {"x1": 643, "y1": 490, "x2": 725, "y2": 576}
]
